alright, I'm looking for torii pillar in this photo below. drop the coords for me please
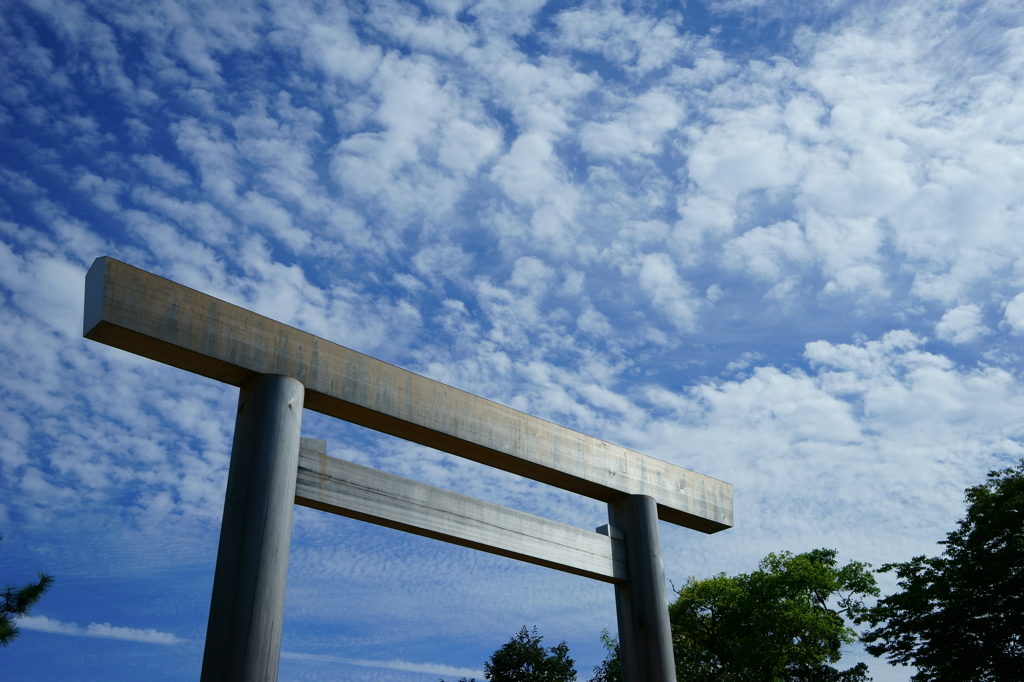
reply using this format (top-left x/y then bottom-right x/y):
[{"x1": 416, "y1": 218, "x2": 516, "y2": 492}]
[{"x1": 200, "y1": 375, "x2": 304, "y2": 682}]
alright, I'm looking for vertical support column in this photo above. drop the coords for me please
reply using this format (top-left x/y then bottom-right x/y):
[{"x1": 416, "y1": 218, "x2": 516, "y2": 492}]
[
  {"x1": 609, "y1": 495, "x2": 676, "y2": 682},
  {"x1": 201, "y1": 374, "x2": 304, "y2": 682}
]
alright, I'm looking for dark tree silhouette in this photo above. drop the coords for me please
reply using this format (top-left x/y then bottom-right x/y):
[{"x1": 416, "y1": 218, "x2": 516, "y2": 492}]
[
  {"x1": 588, "y1": 629, "x2": 621, "y2": 682},
  {"x1": 444, "y1": 625, "x2": 577, "y2": 682},
  {"x1": 1, "y1": 534, "x2": 54, "y2": 647},
  {"x1": 858, "y1": 461, "x2": 1024, "y2": 681}
]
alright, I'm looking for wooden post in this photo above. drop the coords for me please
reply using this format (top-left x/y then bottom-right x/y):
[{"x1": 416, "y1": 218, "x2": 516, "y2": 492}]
[
  {"x1": 609, "y1": 495, "x2": 676, "y2": 682},
  {"x1": 200, "y1": 375, "x2": 304, "y2": 682}
]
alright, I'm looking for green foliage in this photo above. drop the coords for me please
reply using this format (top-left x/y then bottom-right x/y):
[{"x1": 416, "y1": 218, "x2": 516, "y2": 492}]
[
  {"x1": 669, "y1": 548, "x2": 878, "y2": 682},
  {"x1": 588, "y1": 629, "x2": 621, "y2": 682},
  {"x1": 445, "y1": 626, "x2": 577, "y2": 682},
  {"x1": 857, "y1": 461, "x2": 1024, "y2": 681},
  {"x1": 1, "y1": 534, "x2": 54, "y2": 648}
]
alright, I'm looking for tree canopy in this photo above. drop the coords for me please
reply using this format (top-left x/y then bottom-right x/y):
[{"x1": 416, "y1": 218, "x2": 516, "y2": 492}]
[
  {"x1": 670, "y1": 548, "x2": 878, "y2": 682},
  {"x1": 588, "y1": 629, "x2": 621, "y2": 682},
  {"x1": 857, "y1": 461, "x2": 1024, "y2": 681},
  {"x1": 1, "y1": 534, "x2": 54, "y2": 648},
  {"x1": 446, "y1": 626, "x2": 577, "y2": 682}
]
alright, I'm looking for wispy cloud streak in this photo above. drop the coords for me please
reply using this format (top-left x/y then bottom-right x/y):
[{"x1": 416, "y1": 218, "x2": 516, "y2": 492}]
[
  {"x1": 18, "y1": 615, "x2": 183, "y2": 645},
  {"x1": 281, "y1": 650, "x2": 483, "y2": 678}
]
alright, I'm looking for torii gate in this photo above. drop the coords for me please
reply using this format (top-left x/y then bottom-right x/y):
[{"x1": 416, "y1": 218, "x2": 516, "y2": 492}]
[{"x1": 83, "y1": 257, "x2": 733, "y2": 682}]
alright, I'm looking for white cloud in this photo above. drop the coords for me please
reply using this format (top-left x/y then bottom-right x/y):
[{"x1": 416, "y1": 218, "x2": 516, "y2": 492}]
[
  {"x1": 1003, "y1": 293, "x2": 1024, "y2": 335},
  {"x1": 366, "y1": 0, "x2": 476, "y2": 56},
  {"x1": 281, "y1": 651, "x2": 483, "y2": 678},
  {"x1": 438, "y1": 118, "x2": 502, "y2": 173},
  {"x1": 473, "y1": 273, "x2": 550, "y2": 350},
  {"x1": 687, "y1": 121, "x2": 805, "y2": 200},
  {"x1": 490, "y1": 132, "x2": 581, "y2": 248},
  {"x1": 721, "y1": 220, "x2": 812, "y2": 282},
  {"x1": 328, "y1": 51, "x2": 492, "y2": 223},
  {"x1": 74, "y1": 172, "x2": 122, "y2": 213},
  {"x1": 130, "y1": 187, "x2": 234, "y2": 247},
  {"x1": 132, "y1": 154, "x2": 192, "y2": 188},
  {"x1": 19, "y1": 615, "x2": 183, "y2": 645},
  {"x1": 291, "y1": 7, "x2": 382, "y2": 82},
  {"x1": 640, "y1": 330, "x2": 1024, "y2": 583},
  {"x1": 173, "y1": 118, "x2": 243, "y2": 204},
  {"x1": 724, "y1": 351, "x2": 767, "y2": 375},
  {"x1": 805, "y1": 213, "x2": 887, "y2": 297},
  {"x1": 580, "y1": 89, "x2": 684, "y2": 159},
  {"x1": 935, "y1": 304, "x2": 989, "y2": 345},
  {"x1": 577, "y1": 301, "x2": 613, "y2": 337},
  {"x1": 467, "y1": 0, "x2": 548, "y2": 37},
  {"x1": 413, "y1": 243, "x2": 474, "y2": 282},
  {"x1": 509, "y1": 255, "x2": 555, "y2": 295},
  {"x1": 552, "y1": 2, "x2": 687, "y2": 75},
  {"x1": 491, "y1": 133, "x2": 562, "y2": 207},
  {"x1": 474, "y1": 44, "x2": 598, "y2": 136},
  {"x1": 638, "y1": 252, "x2": 700, "y2": 332}
]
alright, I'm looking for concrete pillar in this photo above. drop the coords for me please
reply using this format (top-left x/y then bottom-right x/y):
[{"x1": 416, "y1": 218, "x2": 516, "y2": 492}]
[
  {"x1": 201, "y1": 375, "x2": 304, "y2": 682},
  {"x1": 609, "y1": 495, "x2": 676, "y2": 682}
]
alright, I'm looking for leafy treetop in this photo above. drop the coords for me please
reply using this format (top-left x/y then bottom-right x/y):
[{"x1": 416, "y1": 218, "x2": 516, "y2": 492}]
[
  {"x1": 670, "y1": 548, "x2": 878, "y2": 682},
  {"x1": 588, "y1": 629, "x2": 621, "y2": 682},
  {"x1": 858, "y1": 461, "x2": 1024, "y2": 681},
  {"x1": 445, "y1": 625, "x2": 577, "y2": 682}
]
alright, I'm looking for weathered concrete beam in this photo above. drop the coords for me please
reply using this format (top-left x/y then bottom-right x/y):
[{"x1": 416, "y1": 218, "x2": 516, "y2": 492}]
[
  {"x1": 294, "y1": 440, "x2": 628, "y2": 583},
  {"x1": 84, "y1": 257, "x2": 733, "y2": 532}
]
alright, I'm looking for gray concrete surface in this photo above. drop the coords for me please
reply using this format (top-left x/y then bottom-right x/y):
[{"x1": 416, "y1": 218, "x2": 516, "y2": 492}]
[
  {"x1": 295, "y1": 440, "x2": 628, "y2": 583},
  {"x1": 200, "y1": 375, "x2": 304, "y2": 682},
  {"x1": 84, "y1": 256, "x2": 732, "y2": 532},
  {"x1": 609, "y1": 495, "x2": 676, "y2": 682}
]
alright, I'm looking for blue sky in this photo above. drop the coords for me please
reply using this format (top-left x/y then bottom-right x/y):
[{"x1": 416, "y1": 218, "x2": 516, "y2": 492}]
[{"x1": 2, "y1": 0, "x2": 1023, "y2": 680}]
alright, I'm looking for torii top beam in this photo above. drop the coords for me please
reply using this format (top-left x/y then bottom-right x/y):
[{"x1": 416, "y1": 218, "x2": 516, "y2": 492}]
[{"x1": 84, "y1": 257, "x2": 733, "y2": 533}]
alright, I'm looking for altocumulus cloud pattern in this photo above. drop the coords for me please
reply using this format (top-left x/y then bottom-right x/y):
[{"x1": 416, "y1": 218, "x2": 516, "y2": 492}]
[{"x1": 2, "y1": 1, "x2": 1024, "y2": 681}]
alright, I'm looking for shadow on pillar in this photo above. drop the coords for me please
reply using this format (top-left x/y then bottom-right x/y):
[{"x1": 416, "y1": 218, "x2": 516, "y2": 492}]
[{"x1": 609, "y1": 495, "x2": 676, "y2": 682}]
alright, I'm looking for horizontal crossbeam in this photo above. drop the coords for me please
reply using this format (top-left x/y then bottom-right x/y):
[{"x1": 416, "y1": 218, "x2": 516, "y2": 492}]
[
  {"x1": 84, "y1": 257, "x2": 732, "y2": 532},
  {"x1": 295, "y1": 440, "x2": 628, "y2": 583}
]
